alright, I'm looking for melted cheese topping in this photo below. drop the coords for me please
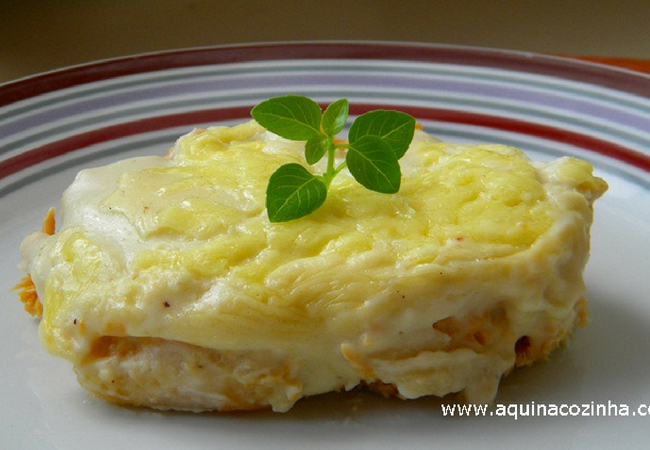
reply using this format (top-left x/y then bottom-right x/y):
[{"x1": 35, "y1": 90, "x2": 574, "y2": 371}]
[{"x1": 20, "y1": 121, "x2": 607, "y2": 411}]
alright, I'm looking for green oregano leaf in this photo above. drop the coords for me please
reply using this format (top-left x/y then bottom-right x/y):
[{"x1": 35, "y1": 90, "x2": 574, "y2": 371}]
[
  {"x1": 266, "y1": 163, "x2": 327, "y2": 222},
  {"x1": 251, "y1": 95, "x2": 322, "y2": 140},
  {"x1": 321, "y1": 98, "x2": 349, "y2": 135},
  {"x1": 252, "y1": 95, "x2": 416, "y2": 222},
  {"x1": 348, "y1": 110, "x2": 416, "y2": 159},
  {"x1": 345, "y1": 135, "x2": 401, "y2": 193},
  {"x1": 305, "y1": 135, "x2": 329, "y2": 165}
]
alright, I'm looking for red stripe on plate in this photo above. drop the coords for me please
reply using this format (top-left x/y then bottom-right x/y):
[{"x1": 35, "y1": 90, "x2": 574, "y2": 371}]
[
  {"x1": 0, "y1": 107, "x2": 251, "y2": 180},
  {"x1": 1, "y1": 105, "x2": 649, "y2": 182},
  {"x1": 2, "y1": 43, "x2": 650, "y2": 107},
  {"x1": 399, "y1": 105, "x2": 650, "y2": 173}
]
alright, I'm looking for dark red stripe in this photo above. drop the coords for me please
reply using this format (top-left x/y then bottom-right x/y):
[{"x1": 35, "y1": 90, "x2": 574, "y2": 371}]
[
  {"x1": 0, "y1": 107, "x2": 250, "y2": 180},
  {"x1": 2, "y1": 43, "x2": 650, "y2": 108},
  {"x1": 400, "y1": 106, "x2": 650, "y2": 173},
  {"x1": 1, "y1": 105, "x2": 649, "y2": 182}
]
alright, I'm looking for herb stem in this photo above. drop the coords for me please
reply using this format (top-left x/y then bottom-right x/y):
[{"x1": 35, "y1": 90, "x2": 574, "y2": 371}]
[
  {"x1": 326, "y1": 139, "x2": 336, "y2": 176},
  {"x1": 253, "y1": 95, "x2": 415, "y2": 222},
  {"x1": 333, "y1": 161, "x2": 348, "y2": 177}
]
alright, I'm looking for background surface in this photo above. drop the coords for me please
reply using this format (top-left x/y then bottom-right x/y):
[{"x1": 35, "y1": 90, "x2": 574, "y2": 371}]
[{"x1": 2, "y1": 0, "x2": 650, "y2": 83}]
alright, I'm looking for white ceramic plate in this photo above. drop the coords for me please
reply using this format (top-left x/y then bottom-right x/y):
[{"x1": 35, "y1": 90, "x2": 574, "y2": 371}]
[{"x1": 2, "y1": 42, "x2": 650, "y2": 449}]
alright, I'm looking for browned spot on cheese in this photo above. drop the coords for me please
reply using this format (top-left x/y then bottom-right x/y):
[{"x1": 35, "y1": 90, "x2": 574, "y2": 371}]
[
  {"x1": 103, "y1": 322, "x2": 127, "y2": 336},
  {"x1": 12, "y1": 274, "x2": 43, "y2": 317},
  {"x1": 42, "y1": 207, "x2": 56, "y2": 236},
  {"x1": 574, "y1": 297, "x2": 588, "y2": 328},
  {"x1": 514, "y1": 335, "x2": 532, "y2": 361},
  {"x1": 365, "y1": 380, "x2": 399, "y2": 398},
  {"x1": 13, "y1": 208, "x2": 56, "y2": 318},
  {"x1": 341, "y1": 343, "x2": 375, "y2": 377}
]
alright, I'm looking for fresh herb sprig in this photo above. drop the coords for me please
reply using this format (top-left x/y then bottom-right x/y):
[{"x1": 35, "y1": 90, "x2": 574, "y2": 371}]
[{"x1": 251, "y1": 95, "x2": 416, "y2": 222}]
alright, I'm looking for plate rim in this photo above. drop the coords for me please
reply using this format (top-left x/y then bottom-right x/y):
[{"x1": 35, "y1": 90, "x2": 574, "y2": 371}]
[
  {"x1": 2, "y1": 40, "x2": 650, "y2": 196},
  {"x1": 2, "y1": 41, "x2": 650, "y2": 107}
]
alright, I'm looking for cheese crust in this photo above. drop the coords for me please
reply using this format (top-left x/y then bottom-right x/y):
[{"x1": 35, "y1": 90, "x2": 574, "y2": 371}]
[{"x1": 18, "y1": 121, "x2": 607, "y2": 412}]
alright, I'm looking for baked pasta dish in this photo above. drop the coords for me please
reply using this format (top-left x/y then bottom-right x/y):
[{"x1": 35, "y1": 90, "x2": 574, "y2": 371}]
[{"x1": 17, "y1": 119, "x2": 607, "y2": 412}]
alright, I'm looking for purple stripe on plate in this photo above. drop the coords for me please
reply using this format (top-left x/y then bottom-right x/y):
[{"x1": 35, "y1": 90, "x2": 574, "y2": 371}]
[
  {"x1": 2, "y1": 71, "x2": 649, "y2": 140},
  {"x1": 2, "y1": 105, "x2": 649, "y2": 184},
  {"x1": 2, "y1": 43, "x2": 650, "y2": 109}
]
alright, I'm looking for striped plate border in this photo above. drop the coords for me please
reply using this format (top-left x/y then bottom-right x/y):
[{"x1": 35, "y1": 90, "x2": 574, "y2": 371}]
[{"x1": 1, "y1": 42, "x2": 650, "y2": 197}]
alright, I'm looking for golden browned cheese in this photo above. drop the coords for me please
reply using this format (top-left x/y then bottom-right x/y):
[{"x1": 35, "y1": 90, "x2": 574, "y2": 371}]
[{"x1": 19, "y1": 121, "x2": 607, "y2": 412}]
